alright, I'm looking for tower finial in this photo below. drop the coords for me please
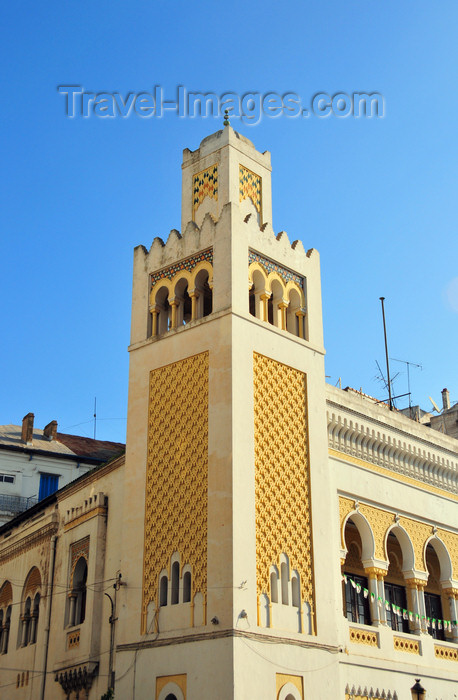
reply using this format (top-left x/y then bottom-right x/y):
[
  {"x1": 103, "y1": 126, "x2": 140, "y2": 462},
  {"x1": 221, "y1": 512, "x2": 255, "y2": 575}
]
[{"x1": 223, "y1": 109, "x2": 230, "y2": 127}]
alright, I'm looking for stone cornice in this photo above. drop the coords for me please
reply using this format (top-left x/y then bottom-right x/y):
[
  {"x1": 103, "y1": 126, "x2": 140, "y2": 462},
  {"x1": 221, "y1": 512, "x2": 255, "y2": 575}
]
[
  {"x1": 327, "y1": 398, "x2": 458, "y2": 495},
  {"x1": 0, "y1": 520, "x2": 57, "y2": 564}
]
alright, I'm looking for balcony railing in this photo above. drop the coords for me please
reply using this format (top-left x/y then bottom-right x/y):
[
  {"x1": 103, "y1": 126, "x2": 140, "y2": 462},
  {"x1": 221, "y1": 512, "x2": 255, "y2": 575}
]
[{"x1": 0, "y1": 494, "x2": 38, "y2": 515}]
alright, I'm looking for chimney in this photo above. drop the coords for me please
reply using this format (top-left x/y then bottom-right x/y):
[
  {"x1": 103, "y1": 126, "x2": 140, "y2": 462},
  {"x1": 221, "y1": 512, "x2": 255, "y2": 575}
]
[
  {"x1": 442, "y1": 388, "x2": 451, "y2": 411},
  {"x1": 21, "y1": 413, "x2": 34, "y2": 444},
  {"x1": 43, "y1": 420, "x2": 58, "y2": 441}
]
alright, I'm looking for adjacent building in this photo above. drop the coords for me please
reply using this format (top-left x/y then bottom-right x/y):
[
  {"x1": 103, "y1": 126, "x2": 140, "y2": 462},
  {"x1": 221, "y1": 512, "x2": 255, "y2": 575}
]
[
  {"x1": 0, "y1": 413, "x2": 125, "y2": 525},
  {"x1": 0, "y1": 127, "x2": 457, "y2": 700}
]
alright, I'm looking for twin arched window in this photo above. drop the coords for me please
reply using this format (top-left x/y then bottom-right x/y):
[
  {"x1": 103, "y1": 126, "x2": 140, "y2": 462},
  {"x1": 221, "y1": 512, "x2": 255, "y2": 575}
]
[
  {"x1": 0, "y1": 587, "x2": 12, "y2": 654},
  {"x1": 149, "y1": 263, "x2": 213, "y2": 338},
  {"x1": 68, "y1": 556, "x2": 88, "y2": 627},
  {"x1": 248, "y1": 263, "x2": 306, "y2": 339},
  {"x1": 19, "y1": 568, "x2": 41, "y2": 648},
  {"x1": 270, "y1": 558, "x2": 301, "y2": 608},
  {"x1": 159, "y1": 555, "x2": 192, "y2": 607}
]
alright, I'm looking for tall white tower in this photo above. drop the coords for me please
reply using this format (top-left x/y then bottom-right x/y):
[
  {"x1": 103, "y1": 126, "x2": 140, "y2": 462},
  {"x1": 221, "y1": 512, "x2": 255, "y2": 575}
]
[{"x1": 117, "y1": 126, "x2": 341, "y2": 699}]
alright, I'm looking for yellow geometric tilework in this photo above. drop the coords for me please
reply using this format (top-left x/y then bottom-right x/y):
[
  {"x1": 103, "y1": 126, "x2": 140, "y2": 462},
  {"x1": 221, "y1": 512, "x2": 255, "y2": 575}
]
[
  {"x1": 253, "y1": 353, "x2": 315, "y2": 623},
  {"x1": 339, "y1": 496, "x2": 355, "y2": 548},
  {"x1": 398, "y1": 517, "x2": 431, "y2": 573},
  {"x1": 70, "y1": 536, "x2": 89, "y2": 581},
  {"x1": 437, "y1": 528, "x2": 458, "y2": 579},
  {"x1": 357, "y1": 504, "x2": 394, "y2": 561},
  {"x1": 338, "y1": 494, "x2": 458, "y2": 577},
  {"x1": 193, "y1": 165, "x2": 218, "y2": 218},
  {"x1": 142, "y1": 352, "x2": 208, "y2": 633},
  {"x1": 240, "y1": 165, "x2": 262, "y2": 215}
]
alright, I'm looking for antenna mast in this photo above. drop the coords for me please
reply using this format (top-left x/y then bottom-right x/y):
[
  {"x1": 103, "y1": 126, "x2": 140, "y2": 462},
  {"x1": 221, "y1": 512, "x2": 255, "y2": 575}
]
[
  {"x1": 94, "y1": 397, "x2": 97, "y2": 440},
  {"x1": 379, "y1": 297, "x2": 393, "y2": 410}
]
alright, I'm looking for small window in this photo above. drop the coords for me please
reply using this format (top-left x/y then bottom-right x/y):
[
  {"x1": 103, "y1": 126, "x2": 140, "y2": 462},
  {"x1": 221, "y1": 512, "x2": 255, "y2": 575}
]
[
  {"x1": 0, "y1": 474, "x2": 15, "y2": 484},
  {"x1": 344, "y1": 573, "x2": 371, "y2": 626},
  {"x1": 38, "y1": 473, "x2": 59, "y2": 500},
  {"x1": 281, "y1": 562, "x2": 288, "y2": 605},
  {"x1": 183, "y1": 571, "x2": 191, "y2": 603},
  {"x1": 270, "y1": 571, "x2": 278, "y2": 604},
  {"x1": 425, "y1": 592, "x2": 445, "y2": 641},
  {"x1": 384, "y1": 582, "x2": 409, "y2": 633},
  {"x1": 171, "y1": 562, "x2": 179, "y2": 605},
  {"x1": 160, "y1": 575, "x2": 168, "y2": 607}
]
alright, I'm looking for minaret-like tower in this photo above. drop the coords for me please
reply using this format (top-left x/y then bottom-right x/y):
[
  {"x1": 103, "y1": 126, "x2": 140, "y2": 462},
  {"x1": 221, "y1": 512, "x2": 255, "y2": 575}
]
[{"x1": 118, "y1": 126, "x2": 341, "y2": 699}]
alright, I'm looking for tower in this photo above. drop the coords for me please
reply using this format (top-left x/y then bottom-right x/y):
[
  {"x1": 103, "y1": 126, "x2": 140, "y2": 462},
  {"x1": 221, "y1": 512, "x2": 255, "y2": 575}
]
[{"x1": 118, "y1": 126, "x2": 341, "y2": 699}]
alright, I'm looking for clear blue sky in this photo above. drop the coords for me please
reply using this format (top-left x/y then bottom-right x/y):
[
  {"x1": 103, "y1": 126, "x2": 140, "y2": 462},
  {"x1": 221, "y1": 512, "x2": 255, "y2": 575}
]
[{"x1": 1, "y1": 1, "x2": 457, "y2": 442}]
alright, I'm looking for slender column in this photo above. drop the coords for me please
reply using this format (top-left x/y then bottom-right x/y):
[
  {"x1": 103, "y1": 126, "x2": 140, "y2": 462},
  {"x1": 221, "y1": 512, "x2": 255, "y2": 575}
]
[
  {"x1": 296, "y1": 310, "x2": 306, "y2": 339},
  {"x1": 258, "y1": 293, "x2": 269, "y2": 322},
  {"x1": 416, "y1": 580, "x2": 428, "y2": 632},
  {"x1": 68, "y1": 594, "x2": 77, "y2": 627},
  {"x1": 443, "y1": 588, "x2": 458, "y2": 642},
  {"x1": 21, "y1": 616, "x2": 28, "y2": 646},
  {"x1": 405, "y1": 580, "x2": 422, "y2": 634},
  {"x1": 169, "y1": 300, "x2": 178, "y2": 330},
  {"x1": 29, "y1": 614, "x2": 37, "y2": 644},
  {"x1": 151, "y1": 308, "x2": 158, "y2": 337},
  {"x1": 365, "y1": 567, "x2": 387, "y2": 626},
  {"x1": 2, "y1": 625, "x2": 9, "y2": 654},
  {"x1": 278, "y1": 302, "x2": 288, "y2": 330},
  {"x1": 189, "y1": 291, "x2": 199, "y2": 321}
]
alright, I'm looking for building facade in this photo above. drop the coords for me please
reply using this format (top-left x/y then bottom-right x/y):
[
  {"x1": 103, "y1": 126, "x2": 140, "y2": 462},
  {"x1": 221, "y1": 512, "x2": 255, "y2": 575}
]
[
  {"x1": 0, "y1": 414, "x2": 124, "y2": 525},
  {"x1": 0, "y1": 127, "x2": 457, "y2": 699}
]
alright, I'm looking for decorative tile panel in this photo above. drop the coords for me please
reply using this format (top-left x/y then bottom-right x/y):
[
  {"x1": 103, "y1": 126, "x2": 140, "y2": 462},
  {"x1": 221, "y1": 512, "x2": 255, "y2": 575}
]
[
  {"x1": 435, "y1": 644, "x2": 458, "y2": 661},
  {"x1": 393, "y1": 636, "x2": 419, "y2": 653},
  {"x1": 240, "y1": 166, "x2": 262, "y2": 215},
  {"x1": 249, "y1": 251, "x2": 303, "y2": 288},
  {"x1": 70, "y1": 537, "x2": 89, "y2": 581},
  {"x1": 253, "y1": 353, "x2": 315, "y2": 627},
  {"x1": 142, "y1": 352, "x2": 208, "y2": 633},
  {"x1": 193, "y1": 165, "x2": 218, "y2": 218},
  {"x1": 67, "y1": 630, "x2": 80, "y2": 649},
  {"x1": 150, "y1": 249, "x2": 213, "y2": 287},
  {"x1": 349, "y1": 627, "x2": 379, "y2": 646}
]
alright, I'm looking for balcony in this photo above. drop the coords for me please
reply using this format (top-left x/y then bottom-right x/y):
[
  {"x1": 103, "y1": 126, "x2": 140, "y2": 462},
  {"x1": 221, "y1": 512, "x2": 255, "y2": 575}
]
[{"x1": 0, "y1": 494, "x2": 38, "y2": 516}]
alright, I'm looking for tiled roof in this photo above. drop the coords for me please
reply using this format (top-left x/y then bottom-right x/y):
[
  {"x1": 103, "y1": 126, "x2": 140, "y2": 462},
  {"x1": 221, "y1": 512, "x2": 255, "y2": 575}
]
[{"x1": 0, "y1": 424, "x2": 124, "y2": 462}]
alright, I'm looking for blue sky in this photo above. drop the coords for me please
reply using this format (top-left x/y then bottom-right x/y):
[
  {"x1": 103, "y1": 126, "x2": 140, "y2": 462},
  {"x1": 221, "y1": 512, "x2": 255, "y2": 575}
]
[{"x1": 1, "y1": 1, "x2": 457, "y2": 442}]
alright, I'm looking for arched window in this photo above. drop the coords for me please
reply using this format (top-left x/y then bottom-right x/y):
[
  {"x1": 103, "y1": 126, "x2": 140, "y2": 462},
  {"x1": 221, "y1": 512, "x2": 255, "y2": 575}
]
[
  {"x1": 165, "y1": 695, "x2": 178, "y2": 700},
  {"x1": 270, "y1": 279, "x2": 285, "y2": 329},
  {"x1": 171, "y1": 562, "x2": 180, "y2": 605},
  {"x1": 72, "y1": 557, "x2": 88, "y2": 626},
  {"x1": 425, "y1": 544, "x2": 445, "y2": 641},
  {"x1": 160, "y1": 575, "x2": 168, "y2": 607},
  {"x1": 270, "y1": 570, "x2": 278, "y2": 604},
  {"x1": 21, "y1": 597, "x2": 31, "y2": 646},
  {"x1": 281, "y1": 562, "x2": 289, "y2": 605},
  {"x1": 342, "y1": 519, "x2": 371, "y2": 625},
  {"x1": 384, "y1": 532, "x2": 409, "y2": 633},
  {"x1": 29, "y1": 593, "x2": 40, "y2": 644},
  {"x1": 194, "y1": 268, "x2": 212, "y2": 319},
  {"x1": 152, "y1": 285, "x2": 171, "y2": 335},
  {"x1": 291, "y1": 574, "x2": 300, "y2": 608},
  {"x1": 174, "y1": 278, "x2": 192, "y2": 326},
  {"x1": 183, "y1": 571, "x2": 191, "y2": 603},
  {"x1": 3, "y1": 606, "x2": 11, "y2": 653}
]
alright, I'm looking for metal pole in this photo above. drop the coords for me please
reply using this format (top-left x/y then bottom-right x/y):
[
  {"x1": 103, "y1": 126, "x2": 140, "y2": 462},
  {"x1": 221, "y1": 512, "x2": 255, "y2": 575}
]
[
  {"x1": 379, "y1": 297, "x2": 393, "y2": 410},
  {"x1": 40, "y1": 534, "x2": 57, "y2": 700}
]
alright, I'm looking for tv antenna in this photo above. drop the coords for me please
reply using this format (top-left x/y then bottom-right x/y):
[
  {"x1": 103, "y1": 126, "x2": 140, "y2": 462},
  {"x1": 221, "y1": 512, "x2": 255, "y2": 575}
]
[
  {"x1": 93, "y1": 397, "x2": 97, "y2": 440},
  {"x1": 390, "y1": 357, "x2": 422, "y2": 416}
]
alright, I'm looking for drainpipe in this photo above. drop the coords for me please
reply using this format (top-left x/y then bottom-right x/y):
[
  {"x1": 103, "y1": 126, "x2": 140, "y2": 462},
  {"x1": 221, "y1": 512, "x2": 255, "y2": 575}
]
[{"x1": 40, "y1": 534, "x2": 57, "y2": 700}]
